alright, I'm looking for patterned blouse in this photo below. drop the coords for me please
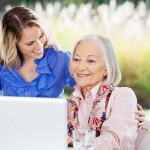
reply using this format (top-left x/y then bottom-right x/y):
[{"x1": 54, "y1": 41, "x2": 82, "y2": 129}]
[{"x1": 67, "y1": 84, "x2": 138, "y2": 150}]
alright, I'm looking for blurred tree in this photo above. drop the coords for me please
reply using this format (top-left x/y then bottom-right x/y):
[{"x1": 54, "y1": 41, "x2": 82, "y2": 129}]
[
  {"x1": 0, "y1": 0, "x2": 150, "y2": 10},
  {"x1": 0, "y1": 0, "x2": 20, "y2": 12}
]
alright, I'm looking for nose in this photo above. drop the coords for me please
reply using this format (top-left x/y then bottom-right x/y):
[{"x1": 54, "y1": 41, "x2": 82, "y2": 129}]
[
  {"x1": 77, "y1": 61, "x2": 87, "y2": 71},
  {"x1": 35, "y1": 40, "x2": 43, "y2": 50}
]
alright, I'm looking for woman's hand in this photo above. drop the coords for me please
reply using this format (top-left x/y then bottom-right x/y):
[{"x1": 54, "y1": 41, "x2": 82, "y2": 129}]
[
  {"x1": 135, "y1": 104, "x2": 145, "y2": 127},
  {"x1": 68, "y1": 136, "x2": 73, "y2": 147}
]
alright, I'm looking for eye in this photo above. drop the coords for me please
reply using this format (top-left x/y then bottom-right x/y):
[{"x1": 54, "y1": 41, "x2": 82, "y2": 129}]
[
  {"x1": 39, "y1": 33, "x2": 44, "y2": 39},
  {"x1": 26, "y1": 41, "x2": 34, "y2": 46},
  {"x1": 87, "y1": 60, "x2": 96, "y2": 63},
  {"x1": 73, "y1": 58, "x2": 80, "y2": 62}
]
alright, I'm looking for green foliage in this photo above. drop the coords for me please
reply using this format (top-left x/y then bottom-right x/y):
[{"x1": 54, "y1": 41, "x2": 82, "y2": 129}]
[
  {"x1": 114, "y1": 36, "x2": 150, "y2": 108},
  {"x1": 48, "y1": 2, "x2": 150, "y2": 108},
  {"x1": 1, "y1": 1, "x2": 149, "y2": 108},
  {"x1": 64, "y1": 86, "x2": 74, "y2": 98},
  {"x1": 144, "y1": 109, "x2": 150, "y2": 119}
]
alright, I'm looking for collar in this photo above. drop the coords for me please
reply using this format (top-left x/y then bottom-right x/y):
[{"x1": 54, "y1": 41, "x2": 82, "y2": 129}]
[
  {"x1": 72, "y1": 83, "x2": 101, "y2": 104},
  {"x1": 91, "y1": 83, "x2": 101, "y2": 99}
]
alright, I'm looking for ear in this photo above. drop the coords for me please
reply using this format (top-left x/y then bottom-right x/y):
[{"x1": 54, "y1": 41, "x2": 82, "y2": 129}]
[{"x1": 103, "y1": 70, "x2": 107, "y2": 80}]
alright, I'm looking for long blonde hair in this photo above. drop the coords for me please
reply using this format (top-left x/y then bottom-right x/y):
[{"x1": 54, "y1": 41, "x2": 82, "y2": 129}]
[{"x1": 0, "y1": 6, "x2": 57, "y2": 68}]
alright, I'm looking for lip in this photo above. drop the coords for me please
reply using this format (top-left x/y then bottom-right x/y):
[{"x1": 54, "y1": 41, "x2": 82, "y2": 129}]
[
  {"x1": 77, "y1": 73, "x2": 90, "y2": 77},
  {"x1": 32, "y1": 49, "x2": 43, "y2": 55}
]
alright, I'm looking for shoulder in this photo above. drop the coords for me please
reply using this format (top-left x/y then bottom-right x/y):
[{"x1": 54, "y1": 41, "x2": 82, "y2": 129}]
[
  {"x1": 44, "y1": 46, "x2": 71, "y2": 59},
  {"x1": 0, "y1": 65, "x2": 2, "y2": 72},
  {"x1": 106, "y1": 87, "x2": 137, "y2": 117},
  {"x1": 0, "y1": 64, "x2": 4, "y2": 72},
  {"x1": 113, "y1": 87, "x2": 136, "y2": 96},
  {"x1": 111, "y1": 87, "x2": 137, "y2": 105},
  {"x1": 0, "y1": 69, "x2": 1, "y2": 89},
  {"x1": 35, "y1": 46, "x2": 71, "y2": 69},
  {"x1": 0, "y1": 67, "x2": 24, "y2": 84},
  {"x1": 0, "y1": 66, "x2": 12, "y2": 76},
  {"x1": 45, "y1": 46, "x2": 72, "y2": 68}
]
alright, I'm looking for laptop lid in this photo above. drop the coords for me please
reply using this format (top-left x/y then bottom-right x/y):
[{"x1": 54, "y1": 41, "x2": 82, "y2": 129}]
[{"x1": 0, "y1": 96, "x2": 67, "y2": 150}]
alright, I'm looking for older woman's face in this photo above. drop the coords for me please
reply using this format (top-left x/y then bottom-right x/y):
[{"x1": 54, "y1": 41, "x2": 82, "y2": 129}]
[{"x1": 71, "y1": 41, "x2": 106, "y2": 90}]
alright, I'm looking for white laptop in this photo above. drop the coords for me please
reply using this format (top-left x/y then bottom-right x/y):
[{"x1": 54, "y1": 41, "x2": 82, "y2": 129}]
[{"x1": 0, "y1": 96, "x2": 67, "y2": 150}]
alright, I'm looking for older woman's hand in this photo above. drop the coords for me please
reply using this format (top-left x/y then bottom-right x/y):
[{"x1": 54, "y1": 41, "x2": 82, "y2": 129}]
[{"x1": 135, "y1": 104, "x2": 145, "y2": 127}]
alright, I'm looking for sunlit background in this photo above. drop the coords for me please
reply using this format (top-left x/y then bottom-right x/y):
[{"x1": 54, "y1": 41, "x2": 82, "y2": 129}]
[{"x1": 0, "y1": 0, "x2": 150, "y2": 118}]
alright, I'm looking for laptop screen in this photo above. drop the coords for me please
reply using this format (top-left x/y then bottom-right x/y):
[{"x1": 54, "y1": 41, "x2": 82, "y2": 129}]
[{"x1": 0, "y1": 96, "x2": 67, "y2": 150}]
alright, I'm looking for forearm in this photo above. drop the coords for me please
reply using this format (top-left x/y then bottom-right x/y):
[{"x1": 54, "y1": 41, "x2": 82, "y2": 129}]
[{"x1": 94, "y1": 117, "x2": 137, "y2": 150}]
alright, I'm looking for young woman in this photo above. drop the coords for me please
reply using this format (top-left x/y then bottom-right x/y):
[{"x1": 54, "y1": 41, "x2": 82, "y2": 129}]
[{"x1": 0, "y1": 6, "x2": 75, "y2": 97}]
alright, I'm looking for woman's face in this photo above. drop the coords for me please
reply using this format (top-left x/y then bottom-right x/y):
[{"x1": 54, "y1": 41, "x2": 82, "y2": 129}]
[
  {"x1": 71, "y1": 41, "x2": 106, "y2": 91},
  {"x1": 17, "y1": 26, "x2": 46, "y2": 61}
]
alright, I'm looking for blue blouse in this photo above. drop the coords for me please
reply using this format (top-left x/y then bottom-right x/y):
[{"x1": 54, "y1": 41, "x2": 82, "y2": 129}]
[
  {"x1": 0, "y1": 47, "x2": 76, "y2": 97},
  {"x1": 0, "y1": 65, "x2": 2, "y2": 91}
]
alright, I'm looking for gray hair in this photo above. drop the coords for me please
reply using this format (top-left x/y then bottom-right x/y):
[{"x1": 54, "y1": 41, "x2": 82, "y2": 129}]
[{"x1": 70, "y1": 34, "x2": 122, "y2": 86}]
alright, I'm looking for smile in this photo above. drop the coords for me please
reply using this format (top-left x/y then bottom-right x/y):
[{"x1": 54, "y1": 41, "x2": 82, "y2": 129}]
[
  {"x1": 32, "y1": 50, "x2": 42, "y2": 54},
  {"x1": 78, "y1": 73, "x2": 90, "y2": 77}
]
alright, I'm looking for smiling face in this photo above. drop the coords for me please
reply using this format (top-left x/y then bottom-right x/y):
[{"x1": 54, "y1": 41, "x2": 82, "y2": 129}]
[
  {"x1": 71, "y1": 41, "x2": 106, "y2": 94},
  {"x1": 17, "y1": 26, "x2": 46, "y2": 62}
]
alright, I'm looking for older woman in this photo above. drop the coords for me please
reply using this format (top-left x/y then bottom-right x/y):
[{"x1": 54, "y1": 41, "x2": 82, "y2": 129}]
[{"x1": 67, "y1": 34, "x2": 139, "y2": 149}]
